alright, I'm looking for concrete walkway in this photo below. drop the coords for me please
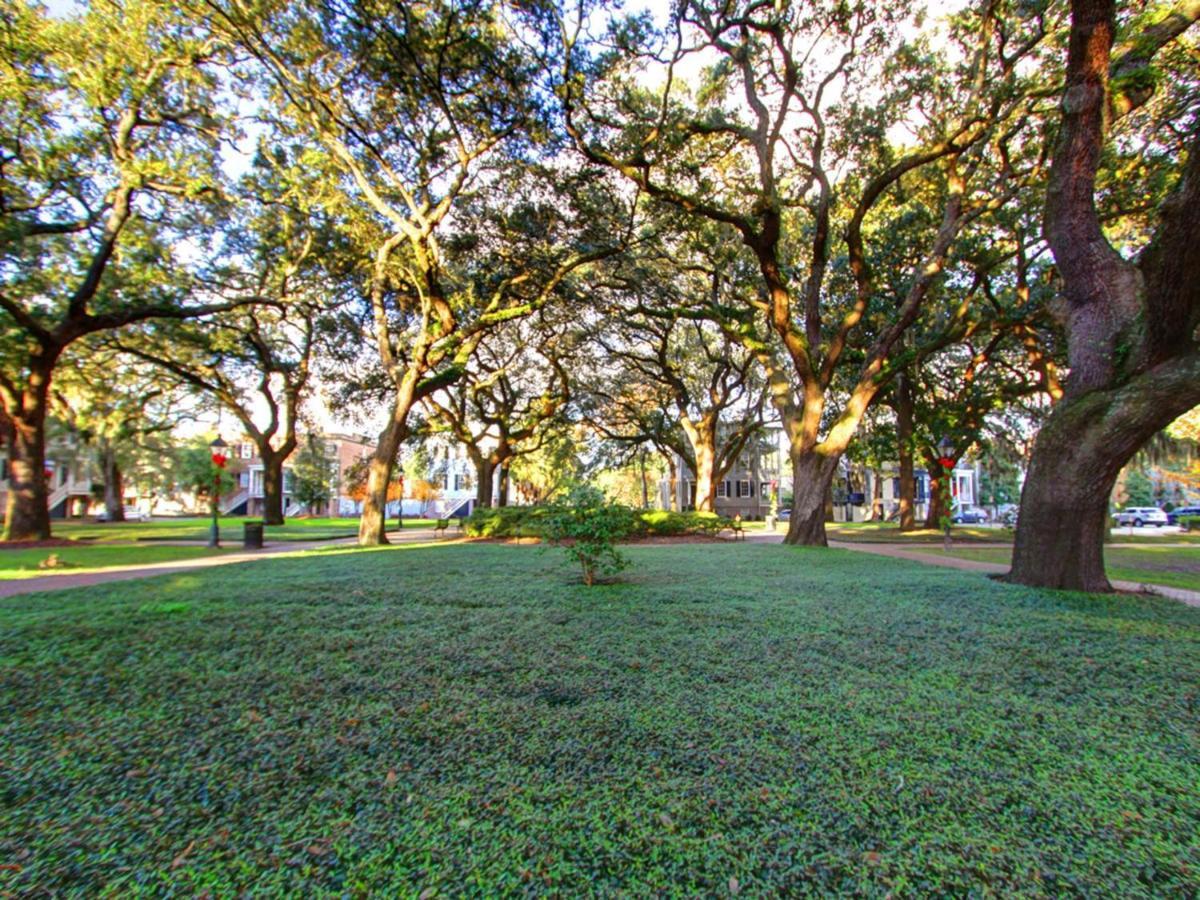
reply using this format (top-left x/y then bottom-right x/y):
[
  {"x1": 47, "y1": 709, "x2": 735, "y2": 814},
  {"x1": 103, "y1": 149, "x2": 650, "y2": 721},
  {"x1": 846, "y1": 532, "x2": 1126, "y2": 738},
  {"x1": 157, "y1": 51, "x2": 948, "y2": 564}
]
[
  {"x1": 0, "y1": 528, "x2": 448, "y2": 598},
  {"x1": 826, "y1": 540, "x2": 1200, "y2": 608},
  {"x1": 746, "y1": 530, "x2": 1200, "y2": 606}
]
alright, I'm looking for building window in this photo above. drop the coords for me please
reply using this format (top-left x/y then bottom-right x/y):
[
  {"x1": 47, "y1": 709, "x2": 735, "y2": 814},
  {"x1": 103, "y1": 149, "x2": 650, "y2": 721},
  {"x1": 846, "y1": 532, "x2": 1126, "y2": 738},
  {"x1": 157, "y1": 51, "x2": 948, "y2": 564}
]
[
  {"x1": 736, "y1": 480, "x2": 753, "y2": 498},
  {"x1": 716, "y1": 481, "x2": 727, "y2": 498},
  {"x1": 239, "y1": 471, "x2": 249, "y2": 488},
  {"x1": 453, "y1": 473, "x2": 463, "y2": 491},
  {"x1": 239, "y1": 442, "x2": 253, "y2": 459},
  {"x1": 760, "y1": 482, "x2": 771, "y2": 499}
]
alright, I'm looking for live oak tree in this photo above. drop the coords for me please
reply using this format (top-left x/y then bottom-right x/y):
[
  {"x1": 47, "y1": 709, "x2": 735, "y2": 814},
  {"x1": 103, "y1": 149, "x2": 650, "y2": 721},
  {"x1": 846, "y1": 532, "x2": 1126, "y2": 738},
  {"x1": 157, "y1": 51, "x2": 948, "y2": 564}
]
[
  {"x1": 0, "y1": 0, "x2": 237, "y2": 540},
  {"x1": 424, "y1": 318, "x2": 573, "y2": 508},
  {"x1": 1008, "y1": 0, "x2": 1200, "y2": 591},
  {"x1": 52, "y1": 348, "x2": 196, "y2": 522},
  {"x1": 586, "y1": 302, "x2": 764, "y2": 513},
  {"x1": 213, "y1": 0, "x2": 623, "y2": 545},
  {"x1": 117, "y1": 176, "x2": 324, "y2": 526},
  {"x1": 561, "y1": 0, "x2": 1055, "y2": 545}
]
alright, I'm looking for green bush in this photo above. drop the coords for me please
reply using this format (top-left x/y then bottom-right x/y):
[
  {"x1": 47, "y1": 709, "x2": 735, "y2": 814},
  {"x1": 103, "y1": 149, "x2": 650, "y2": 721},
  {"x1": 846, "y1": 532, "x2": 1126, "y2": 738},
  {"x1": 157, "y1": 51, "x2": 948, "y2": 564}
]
[
  {"x1": 463, "y1": 505, "x2": 552, "y2": 538},
  {"x1": 1180, "y1": 515, "x2": 1199, "y2": 533},
  {"x1": 465, "y1": 504, "x2": 735, "y2": 540},
  {"x1": 542, "y1": 486, "x2": 637, "y2": 585},
  {"x1": 638, "y1": 509, "x2": 728, "y2": 536}
]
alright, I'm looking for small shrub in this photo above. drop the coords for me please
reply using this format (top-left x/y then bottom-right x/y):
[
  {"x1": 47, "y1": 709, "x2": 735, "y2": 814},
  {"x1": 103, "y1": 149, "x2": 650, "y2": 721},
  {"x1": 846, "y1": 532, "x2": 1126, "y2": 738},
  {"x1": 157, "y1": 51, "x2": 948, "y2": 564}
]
[
  {"x1": 1180, "y1": 515, "x2": 1199, "y2": 533},
  {"x1": 543, "y1": 486, "x2": 637, "y2": 585},
  {"x1": 638, "y1": 509, "x2": 726, "y2": 536},
  {"x1": 464, "y1": 505, "x2": 551, "y2": 538}
]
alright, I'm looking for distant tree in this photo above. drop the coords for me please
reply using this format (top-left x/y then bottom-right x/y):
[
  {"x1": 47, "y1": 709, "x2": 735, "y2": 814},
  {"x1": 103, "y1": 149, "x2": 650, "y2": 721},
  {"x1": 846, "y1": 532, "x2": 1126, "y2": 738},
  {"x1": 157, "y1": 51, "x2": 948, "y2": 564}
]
[
  {"x1": 1120, "y1": 468, "x2": 1155, "y2": 508},
  {"x1": 176, "y1": 440, "x2": 237, "y2": 510},
  {"x1": 0, "y1": 1, "x2": 242, "y2": 540},
  {"x1": 291, "y1": 436, "x2": 337, "y2": 514}
]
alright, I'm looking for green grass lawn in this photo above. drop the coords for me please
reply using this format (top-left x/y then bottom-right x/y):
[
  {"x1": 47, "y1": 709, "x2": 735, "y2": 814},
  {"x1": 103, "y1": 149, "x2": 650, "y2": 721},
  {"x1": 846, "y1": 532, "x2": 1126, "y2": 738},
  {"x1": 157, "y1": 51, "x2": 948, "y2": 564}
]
[
  {"x1": 2, "y1": 544, "x2": 1198, "y2": 894},
  {"x1": 827, "y1": 522, "x2": 1005, "y2": 543},
  {"x1": 925, "y1": 545, "x2": 1200, "y2": 593},
  {"x1": 48, "y1": 516, "x2": 443, "y2": 545}
]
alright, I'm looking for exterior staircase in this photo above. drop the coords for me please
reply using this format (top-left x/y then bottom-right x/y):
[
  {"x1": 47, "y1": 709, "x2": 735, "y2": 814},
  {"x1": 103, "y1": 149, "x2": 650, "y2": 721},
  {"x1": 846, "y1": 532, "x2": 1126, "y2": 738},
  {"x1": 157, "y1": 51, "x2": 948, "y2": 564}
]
[{"x1": 221, "y1": 489, "x2": 249, "y2": 515}]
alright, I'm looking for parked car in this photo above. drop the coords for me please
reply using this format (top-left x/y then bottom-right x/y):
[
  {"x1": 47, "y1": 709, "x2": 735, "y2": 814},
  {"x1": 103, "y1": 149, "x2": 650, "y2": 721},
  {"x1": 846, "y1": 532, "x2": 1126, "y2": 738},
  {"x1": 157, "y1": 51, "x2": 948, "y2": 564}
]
[
  {"x1": 951, "y1": 507, "x2": 989, "y2": 524},
  {"x1": 96, "y1": 506, "x2": 146, "y2": 522},
  {"x1": 1113, "y1": 506, "x2": 1168, "y2": 527},
  {"x1": 1166, "y1": 505, "x2": 1200, "y2": 525}
]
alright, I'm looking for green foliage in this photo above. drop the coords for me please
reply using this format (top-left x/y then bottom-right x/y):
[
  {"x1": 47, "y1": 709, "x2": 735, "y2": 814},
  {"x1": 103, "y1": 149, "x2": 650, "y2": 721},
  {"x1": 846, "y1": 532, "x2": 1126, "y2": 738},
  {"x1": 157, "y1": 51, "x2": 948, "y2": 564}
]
[
  {"x1": 1121, "y1": 467, "x2": 1156, "y2": 506},
  {"x1": 542, "y1": 486, "x2": 637, "y2": 585},
  {"x1": 1, "y1": 544, "x2": 1198, "y2": 893},
  {"x1": 1180, "y1": 515, "x2": 1200, "y2": 533},
  {"x1": 290, "y1": 437, "x2": 337, "y2": 511},
  {"x1": 464, "y1": 505, "x2": 730, "y2": 540},
  {"x1": 174, "y1": 441, "x2": 236, "y2": 501}
]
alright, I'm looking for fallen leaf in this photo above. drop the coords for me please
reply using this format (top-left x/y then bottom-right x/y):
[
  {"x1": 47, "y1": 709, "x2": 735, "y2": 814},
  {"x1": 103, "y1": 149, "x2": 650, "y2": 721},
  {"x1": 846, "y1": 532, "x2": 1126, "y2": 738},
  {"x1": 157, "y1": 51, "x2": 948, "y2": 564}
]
[
  {"x1": 658, "y1": 813, "x2": 674, "y2": 829},
  {"x1": 384, "y1": 769, "x2": 398, "y2": 787},
  {"x1": 728, "y1": 876, "x2": 740, "y2": 894},
  {"x1": 171, "y1": 840, "x2": 196, "y2": 869}
]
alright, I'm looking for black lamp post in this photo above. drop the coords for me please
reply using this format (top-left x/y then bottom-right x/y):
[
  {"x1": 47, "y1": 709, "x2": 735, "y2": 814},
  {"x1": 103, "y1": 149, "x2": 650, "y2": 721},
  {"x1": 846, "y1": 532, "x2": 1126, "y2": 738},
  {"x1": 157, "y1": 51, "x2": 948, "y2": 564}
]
[
  {"x1": 209, "y1": 436, "x2": 228, "y2": 548},
  {"x1": 938, "y1": 436, "x2": 955, "y2": 549}
]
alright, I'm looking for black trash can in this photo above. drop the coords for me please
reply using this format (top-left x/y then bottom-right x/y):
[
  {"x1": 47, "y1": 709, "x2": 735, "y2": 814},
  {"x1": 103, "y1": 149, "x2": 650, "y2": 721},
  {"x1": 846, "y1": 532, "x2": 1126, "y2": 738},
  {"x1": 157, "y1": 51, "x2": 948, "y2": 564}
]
[{"x1": 243, "y1": 520, "x2": 264, "y2": 549}]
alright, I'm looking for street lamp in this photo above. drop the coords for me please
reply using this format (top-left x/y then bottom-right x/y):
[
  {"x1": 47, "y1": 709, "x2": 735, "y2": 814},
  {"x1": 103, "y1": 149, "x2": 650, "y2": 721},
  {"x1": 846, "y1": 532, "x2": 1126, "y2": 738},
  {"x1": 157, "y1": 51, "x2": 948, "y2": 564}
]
[
  {"x1": 209, "y1": 436, "x2": 228, "y2": 548},
  {"x1": 937, "y1": 436, "x2": 955, "y2": 550}
]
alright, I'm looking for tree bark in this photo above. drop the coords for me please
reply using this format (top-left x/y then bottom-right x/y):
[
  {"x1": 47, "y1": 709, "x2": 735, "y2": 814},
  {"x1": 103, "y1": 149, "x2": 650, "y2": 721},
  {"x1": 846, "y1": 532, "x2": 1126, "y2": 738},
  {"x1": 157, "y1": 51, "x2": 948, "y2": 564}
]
[
  {"x1": 666, "y1": 453, "x2": 678, "y2": 511},
  {"x1": 923, "y1": 451, "x2": 948, "y2": 530},
  {"x1": 497, "y1": 462, "x2": 510, "y2": 507},
  {"x1": 474, "y1": 455, "x2": 495, "y2": 508},
  {"x1": 1009, "y1": 359, "x2": 1200, "y2": 590},
  {"x1": 4, "y1": 409, "x2": 51, "y2": 541},
  {"x1": 895, "y1": 374, "x2": 917, "y2": 531},
  {"x1": 359, "y1": 416, "x2": 405, "y2": 545},
  {"x1": 101, "y1": 442, "x2": 125, "y2": 522},
  {"x1": 870, "y1": 470, "x2": 883, "y2": 521},
  {"x1": 260, "y1": 451, "x2": 286, "y2": 526},
  {"x1": 1009, "y1": 0, "x2": 1200, "y2": 590},
  {"x1": 2, "y1": 361, "x2": 53, "y2": 541},
  {"x1": 783, "y1": 451, "x2": 840, "y2": 546}
]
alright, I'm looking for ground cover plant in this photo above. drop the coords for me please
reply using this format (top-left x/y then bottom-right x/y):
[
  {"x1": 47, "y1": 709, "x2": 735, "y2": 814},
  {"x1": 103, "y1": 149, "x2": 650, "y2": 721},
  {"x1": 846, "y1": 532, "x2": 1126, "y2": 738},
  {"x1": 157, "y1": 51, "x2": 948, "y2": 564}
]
[{"x1": 2, "y1": 544, "x2": 1198, "y2": 894}]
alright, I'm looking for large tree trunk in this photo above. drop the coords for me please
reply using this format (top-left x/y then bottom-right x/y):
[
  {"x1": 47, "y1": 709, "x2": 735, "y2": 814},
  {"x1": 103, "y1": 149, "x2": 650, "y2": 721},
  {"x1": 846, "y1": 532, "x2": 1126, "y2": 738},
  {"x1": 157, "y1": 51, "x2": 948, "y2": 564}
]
[
  {"x1": 101, "y1": 442, "x2": 125, "y2": 522},
  {"x1": 783, "y1": 451, "x2": 840, "y2": 546},
  {"x1": 923, "y1": 451, "x2": 949, "y2": 530},
  {"x1": 359, "y1": 416, "x2": 406, "y2": 546},
  {"x1": 869, "y1": 470, "x2": 883, "y2": 521},
  {"x1": 474, "y1": 455, "x2": 495, "y2": 508},
  {"x1": 638, "y1": 450, "x2": 649, "y2": 509},
  {"x1": 663, "y1": 451, "x2": 678, "y2": 511},
  {"x1": 496, "y1": 462, "x2": 510, "y2": 507},
  {"x1": 4, "y1": 411, "x2": 51, "y2": 541},
  {"x1": 3, "y1": 373, "x2": 52, "y2": 542},
  {"x1": 692, "y1": 443, "x2": 716, "y2": 512},
  {"x1": 895, "y1": 374, "x2": 917, "y2": 531},
  {"x1": 1009, "y1": 361, "x2": 1200, "y2": 591},
  {"x1": 1008, "y1": 0, "x2": 1200, "y2": 590},
  {"x1": 260, "y1": 451, "x2": 286, "y2": 526}
]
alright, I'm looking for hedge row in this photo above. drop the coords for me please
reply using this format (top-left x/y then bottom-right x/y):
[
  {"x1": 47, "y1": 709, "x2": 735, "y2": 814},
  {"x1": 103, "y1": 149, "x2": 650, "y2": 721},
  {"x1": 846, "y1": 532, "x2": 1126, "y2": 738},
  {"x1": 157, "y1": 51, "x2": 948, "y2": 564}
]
[{"x1": 463, "y1": 504, "x2": 736, "y2": 539}]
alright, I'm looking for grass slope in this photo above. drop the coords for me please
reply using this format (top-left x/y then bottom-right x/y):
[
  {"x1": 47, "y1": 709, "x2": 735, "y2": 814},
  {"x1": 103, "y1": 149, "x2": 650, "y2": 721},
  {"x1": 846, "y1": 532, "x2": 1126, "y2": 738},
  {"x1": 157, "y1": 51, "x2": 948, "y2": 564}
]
[{"x1": 2, "y1": 544, "x2": 1198, "y2": 895}]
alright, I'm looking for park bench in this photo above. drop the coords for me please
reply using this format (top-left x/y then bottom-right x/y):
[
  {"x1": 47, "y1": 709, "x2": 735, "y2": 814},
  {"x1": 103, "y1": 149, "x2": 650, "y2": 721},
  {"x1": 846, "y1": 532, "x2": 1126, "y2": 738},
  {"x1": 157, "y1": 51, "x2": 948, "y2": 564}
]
[
  {"x1": 726, "y1": 516, "x2": 746, "y2": 541},
  {"x1": 434, "y1": 518, "x2": 451, "y2": 537}
]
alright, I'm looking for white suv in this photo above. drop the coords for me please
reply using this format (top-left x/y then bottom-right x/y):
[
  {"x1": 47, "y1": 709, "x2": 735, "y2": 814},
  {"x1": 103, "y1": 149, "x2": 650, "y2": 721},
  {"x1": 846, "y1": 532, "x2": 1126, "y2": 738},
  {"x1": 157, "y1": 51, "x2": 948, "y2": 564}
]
[{"x1": 1114, "y1": 507, "x2": 1168, "y2": 527}]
